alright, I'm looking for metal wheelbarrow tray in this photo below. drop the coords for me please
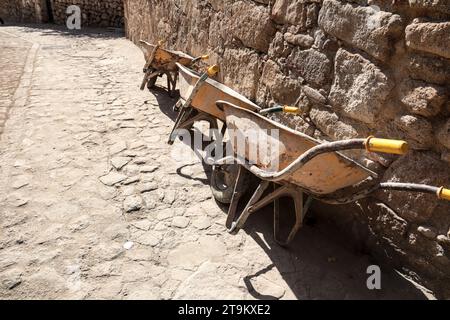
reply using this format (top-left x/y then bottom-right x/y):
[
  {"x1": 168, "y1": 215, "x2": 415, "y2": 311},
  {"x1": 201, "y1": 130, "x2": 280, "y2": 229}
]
[
  {"x1": 167, "y1": 63, "x2": 260, "y2": 144},
  {"x1": 139, "y1": 41, "x2": 199, "y2": 97},
  {"x1": 213, "y1": 101, "x2": 450, "y2": 246}
]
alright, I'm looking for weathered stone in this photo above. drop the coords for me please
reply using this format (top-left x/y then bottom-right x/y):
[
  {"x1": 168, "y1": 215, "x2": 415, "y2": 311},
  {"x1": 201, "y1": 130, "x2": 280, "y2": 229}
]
[
  {"x1": 318, "y1": 0, "x2": 403, "y2": 61},
  {"x1": 109, "y1": 141, "x2": 127, "y2": 155},
  {"x1": 222, "y1": 48, "x2": 260, "y2": 100},
  {"x1": 395, "y1": 115, "x2": 434, "y2": 149},
  {"x1": 192, "y1": 216, "x2": 212, "y2": 230},
  {"x1": 377, "y1": 151, "x2": 450, "y2": 223},
  {"x1": 287, "y1": 48, "x2": 331, "y2": 88},
  {"x1": 123, "y1": 195, "x2": 143, "y2": 212},
  {"x1": 417, "y1": 226, "x2": 437, "y2": 239},
  {"x1": 111, "y1": 157, "x2": 130, "y2": 170},
  {"x1": 329, "y1": 49, "x2": 393, "y2": 124},
  {"x1": 260, "y1": 60, "x2": 302, "y2": 105},
  {"x1": 399, "y1": 79, "x2": 447, "y2": 117},
  {"x1": 408, "y1": 0, "x2": 450, "y2": 15},
  {"x1": 272, "y1": 0, "x2": 319, "y2": 28},
  {"x1": 406, "y1": 22, "x2": 450, "y2": 59},
  {"x1": 436, "y1": 119, "x2": 450, "y2": 150},
  {"x1": 284, "y1": 32, "x2": 314, "y2": 48},
  {"x1": 171, "y1": 216, "x2": 190, "y2": 229},
  {"x1": 231, "y1": 1, "x2": 275, "y2": 52},
  {"x1": 309, "y1": 106, "x2": 363, "y2": 140},
  {"x1": 408, "y1": 53, "x2": 450, "y2": 85},
  {"x1": 268, "y1": 32, "x2": 292, "y2": 58},
  {"x1": 99, "y1": 172, "x2": 127, "y2": 186},
  {"x1": 366, "y1": 202, "x2": 408, "y2": 240}
]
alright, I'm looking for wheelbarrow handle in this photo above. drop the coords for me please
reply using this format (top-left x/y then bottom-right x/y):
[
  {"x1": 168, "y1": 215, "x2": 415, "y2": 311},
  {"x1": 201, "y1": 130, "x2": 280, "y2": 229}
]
[
  {"x1": 380, "y1": 183, "x2": 450, "y2": 201},
  {"x1": 365, "y1": 136, "x2": 408, "y2": 155},
  {"x1": 215, "y1": 137, "x2": 407, "y2": 183},
  {"x1": 259, "y1": 105, "x2": 303, "y2": 116}
]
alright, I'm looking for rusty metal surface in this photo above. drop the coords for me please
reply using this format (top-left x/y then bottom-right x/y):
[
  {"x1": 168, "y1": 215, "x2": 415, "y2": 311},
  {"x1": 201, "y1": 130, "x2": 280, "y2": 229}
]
[
  {"x1": 222, "y1": 104, "x2": 375, "y2": 195},
  {"x1": 140, "y1": 42, "x2": 193, "y2": 71},
  {"x1": 177, "y1": 63, "x2": 260, "y2": 120}
]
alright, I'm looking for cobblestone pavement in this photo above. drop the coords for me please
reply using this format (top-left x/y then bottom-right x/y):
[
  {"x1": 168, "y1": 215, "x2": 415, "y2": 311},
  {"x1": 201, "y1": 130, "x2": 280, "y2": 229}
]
[{"x1": 0, "y1": 25, "x2": 430, "y2": 299}]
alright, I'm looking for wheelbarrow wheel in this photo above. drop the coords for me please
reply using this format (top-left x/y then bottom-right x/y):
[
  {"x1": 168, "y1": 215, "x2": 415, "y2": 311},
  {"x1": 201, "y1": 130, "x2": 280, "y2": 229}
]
[{"x1": 210, "y1": 164, "x2": 248, "y2": 204}]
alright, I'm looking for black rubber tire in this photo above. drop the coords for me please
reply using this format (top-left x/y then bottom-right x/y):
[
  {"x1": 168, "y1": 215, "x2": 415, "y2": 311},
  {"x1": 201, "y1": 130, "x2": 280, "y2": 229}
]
[{"x1": 210, "y1": 164, "x2": 248, "y2": 204}]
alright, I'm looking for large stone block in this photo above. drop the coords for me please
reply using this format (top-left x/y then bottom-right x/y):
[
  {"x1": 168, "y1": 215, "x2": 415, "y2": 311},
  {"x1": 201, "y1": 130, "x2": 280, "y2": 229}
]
[
  {"x1": 286, "y1": 48, "x2": 332, "y2": 88},
  {"x1": 259, "y1": 60, "x2": 302, "y2": 105},
  {"x1": 395, "y1": 114, "x2": 434, "y2": 150},
  {"x1": 377, "y1": 151, "x2": 450, "y2": 223},
  {"x1": 271, "y1": 0, "x2": 320, "y2": 27},
  {"x1": 408, "y1": 53, "x2": 450, "y2": 85},
  {"x1": 318, "y1": 0, "x2": 403, "y2": 61},
  {"x1": 329, "y1": 49, "x2": 393, "y2": 125},
  {"x1": 406, "y1": 22, "x2": 450, "y2": 59},
  {"x1": 399, "y1": 79, "x2": 447, "y2": 117},
  {"x1": 408, "y1": 0, "x2": 450, "y2": 15},
  {"x1": 230, "y1": 1, "x2": 276, "y2": 52},
  {"x1": 222, "y1": 47, "x2": 261, "y2": 100}
]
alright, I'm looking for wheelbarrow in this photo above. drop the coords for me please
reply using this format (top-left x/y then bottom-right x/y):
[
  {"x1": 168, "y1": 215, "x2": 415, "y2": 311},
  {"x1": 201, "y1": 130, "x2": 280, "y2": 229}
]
[
  {"x1": 138, "y1": 40, "x2": 209, "y2": 97},
  {"x1": 210, "y1": 101, "x2": 450, "y2": 246},
  {"x1": 167, "y1": 62, "x2": 260, "y2": 146}
]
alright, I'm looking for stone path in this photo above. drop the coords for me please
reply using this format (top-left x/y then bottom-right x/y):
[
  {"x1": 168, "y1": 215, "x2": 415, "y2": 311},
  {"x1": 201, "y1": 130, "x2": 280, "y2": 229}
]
[{"x1": 0, "y1": 25, "x2": 430, "y2": 299}]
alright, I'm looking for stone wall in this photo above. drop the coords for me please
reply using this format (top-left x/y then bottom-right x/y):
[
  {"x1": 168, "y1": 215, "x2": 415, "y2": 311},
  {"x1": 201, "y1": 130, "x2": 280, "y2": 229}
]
[
  {"x1": 51, "y1": 0, "x2": 124, "y2": 27},
  {"x1": 0, "y1": 0, "x2": 48, "y2": 23},
  {"x1": 124, "y1": 0, "x2": 450, "y2": 298},
  {"x1": 0, "y1": 0, "x2": 124, "y2": 27}
]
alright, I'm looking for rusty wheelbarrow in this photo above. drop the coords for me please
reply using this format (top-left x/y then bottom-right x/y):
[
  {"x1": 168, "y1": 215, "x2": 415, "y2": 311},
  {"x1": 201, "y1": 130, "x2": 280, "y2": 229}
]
[
  {"x1": 210, "y1": 101, "x2": 450, "y2": 246},
  {"x1": 139, "y1": 40, "x2": 208, "y2": 97},
  {"x1": 167, "y1": 62, "x2": 261, "y2": 144}
]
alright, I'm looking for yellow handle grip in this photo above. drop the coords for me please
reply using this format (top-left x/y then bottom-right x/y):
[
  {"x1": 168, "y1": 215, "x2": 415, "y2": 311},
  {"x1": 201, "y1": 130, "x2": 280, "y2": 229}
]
[
  {"x1": 207, "y1": 64, "x2": 220, "y2": 77},
  {"x1": 365, "y1": 137, "x2": 409, "y2": 155},
  {"x1": 283, "y1": 106, "x2": 302, "y2": 114},
  {"x1": 201, "y1": 55, "x2": 209, "y2": 60},
  {"x1": 437, "y1": 187, "x2": 450, "y2": 201}
]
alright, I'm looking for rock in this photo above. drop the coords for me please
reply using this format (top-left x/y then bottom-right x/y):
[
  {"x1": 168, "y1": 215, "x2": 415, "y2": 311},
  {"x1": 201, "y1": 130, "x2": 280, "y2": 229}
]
[
  {"x1": 156, "y1": 208, "x2": 174, "y2": 221},
  {"x1": 436, "y1": 119, "x2": 450, "y2": 150},
  {"x1": 171, "y1": 216, "x2": 190, "y2": 229},
  {"x1": 99, "y1": 172, "x2": 127, "y2": 186},
  {"x1": 268, "y1": 32, "x2": 292, "y2": 58},
  {"x1": 318, "y1": 0, "x2": 403, "y2": 61},
  {"x1": 259, "y1": 59, "x2": 302, "y2": 105},
  {"x1": 222, "y1": 47, "x2": 260, "y2": 100},
  {"x1": 167, "y1": 237, "x2": 227, "y2": 270},
  {"x1": 272, "y1": 0, "x2": 318, "y2": 28},
  {"x1": 0, "y1": 269, "x2": 22, "y2": 290},
  {"x1": 250, "y1": 276, "x2": 286, "y2": 299},
  {"x1": 137, "y1": 233, "x2": 160, "y2": 247},
  {"x1": 408, "y1": 53, "x2": 450, "y2": 85},
  {"x1": 286, "y1": 48, "x2": 332, "y2": 88},
  {"x1": 437, "y1": 235, "x2": 450, "y2": 245},
  {"x1": 366, "y1": 202, "x2": 408, "y2": 240},
  {"x1": 123, "y1": 195, "x2": 143, "y2": 212},
  {"x1": 408, "y1": 0, "x2": 450, "y2": 14},
  {"x1": 417, "y1": 226, "x2": 437, "y2": 239},
  {"x1": 405, "y1": 22, "x2": 450, "y2": 59},
  {"x1": 192, "y1": 216, "x2": 212, "y2": 230},
  {"x1": 395, "y1": 115, "x2": 434, "y2": 150},
  {"x1": 11, "y1": 176, "x2": 30, "y2": 189},
  {"x1": 140, "y1": 165, "x2": 159, "y2": 173},
  {"x1": 123, "y1": 175, "x2": 140, "y2": 185},
  {"x1": 138, "y1": 182, "x2": 158, "y2": 193},
  {"x1": 109, "y1": 141, "x2": 127, "y2": 155},
  {"x1": 399, "y1": 79, "x2": 446, "y2": 117},
  {"x1": 123, "y1": 241, "x2": 134, "y2": 250},
  {"x1": 284, "y1": 33, "x2": 314, "y2": 48},
  {"x1": 302, "y1": 85, "x2": 327, "y2": 105},
  {"x1": 329, "y1": 49, "x2": 393, "y2": 125},
  {"x1": 231, "y1": 1, "x2": 275, "y2": 52},
  {"x1": 111, "y1": 157, "x2": 130, "y2": 170}
]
